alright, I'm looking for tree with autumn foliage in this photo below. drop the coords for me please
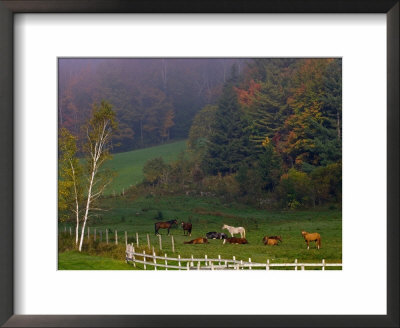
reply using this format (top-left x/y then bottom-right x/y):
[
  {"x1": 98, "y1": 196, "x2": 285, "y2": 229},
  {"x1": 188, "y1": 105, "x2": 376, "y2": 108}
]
[{"x1": 281, "y1": 59, "x2": 341, "y2": 170}]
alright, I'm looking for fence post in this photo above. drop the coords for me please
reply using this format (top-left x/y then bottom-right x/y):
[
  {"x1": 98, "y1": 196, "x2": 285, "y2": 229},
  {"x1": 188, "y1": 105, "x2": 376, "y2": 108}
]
[
  {"x1": 240, "y1": 260, "x2": 243, "y2": 270},
  {"x1": 171, "y1": 235, "x2": 175, "y2": 253},
  {"x1": 322, "y1": 259, "x2": 326, "y2": 271},
  {"x1": 164, "y1": 254, "x2": 168, "y2": 270},
  {"x1": 218, "y1": 255, "x2": 221, "y2": 266},
  {"x1": 158, "y1": 235, "x2": 162, "y2": 250},
  {"x1": 197, "y1": 261, "x2": 200, "y2": 270},
  {"x1": 211, "y1": 261, "x2": 214, "y2": 271},
  {"x1": 266, "y1": 259, "x2": 270, "y2": 270},
  {"x1": 205, "y1": 254, "x2": 208, "y2": 265},
  {"x1": 125, "y1": 231, "x2": 127, "y2": 246},
  {"x1": 147, "y1": 234, "x2": 150, "y2": 249},
  {"x1": 132, "y1": 246, "x2": 136, "y2": 267},
  {"x1": 106, "y1": 229, "x2": 108, "y2": 244},
  {"x1": 178, "y1": 254, "x2": 181, "y2": 270},
  {"x1": 143, "y1": 250, "x2": 146, "y2": 270},
  {"x1": 187, "y1": 262, "x2": 190, "y2": 270},
  {"x1": 115, "y1": 230, "x2": 118, "y2": 245},
  {"x1": 94, "y1": 228, "x2": 96, "y2": 241},
  {"x1": 136, "y1": 232, "x2": 139, "y2": 247},
  {"x1": 301, "y1": 264, "x2": 305, "y2": 271},
  {"x1": 153, "y1": 251, "x2": 157, "y2": 271},
  {"x1": 152, "y1": 246, "x2": 155, "y2": 255},
  {"x1": 191, "y1": 255, "x2": 194, "y2": 267},
  {"x1": 249, "y1": 258, "x2": 252, "y2": 270}
]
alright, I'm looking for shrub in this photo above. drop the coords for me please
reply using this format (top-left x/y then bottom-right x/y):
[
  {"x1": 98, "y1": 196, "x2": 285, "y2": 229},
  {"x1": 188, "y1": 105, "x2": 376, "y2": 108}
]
[
  {"x1": 311, "y1": 162, "x2": 342, "y2": 204},
  {"x1": 276, "y1": 169, "x2": 314, "y2": 209}
]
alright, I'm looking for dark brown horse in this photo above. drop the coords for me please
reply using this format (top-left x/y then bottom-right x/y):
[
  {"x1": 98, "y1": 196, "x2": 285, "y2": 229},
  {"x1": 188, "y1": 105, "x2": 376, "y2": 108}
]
[
  {"x1": 155, "y1": 219, "x2": 178, "y2": 235},
  {"x1": 181, "y1": 222, "x2": 192, "y2": 236},
  {"x1": 223, "y1": 237, "x2": 248, "y2": 244}
]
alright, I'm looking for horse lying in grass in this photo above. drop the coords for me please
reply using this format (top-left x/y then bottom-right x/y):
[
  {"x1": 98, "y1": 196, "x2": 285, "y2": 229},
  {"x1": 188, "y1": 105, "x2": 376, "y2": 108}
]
[
  {"x1": 265, "y1": 238, "x2": 281, "y2": 246},
  {"x1": 206, "y1": 232, "x2": 228, "y2": 239},
  {"x1": 184, "y1": 237, "x2": 208, "y2": 244},
  {"x1": 154, "y1": 219, "x2": 178, "y2": 236},
  {"x1": 262, "y1": 236, "x2": 282, "y2": 245},
  {"x1": 222, "y1": 224, "x2": 246, "y2": 238},
  {"x1": 223, "y1": 237, "x2": 248, "y2": 244},
  {"x1": 301, "y1": 231, "x2": 321, "y2": 250}
]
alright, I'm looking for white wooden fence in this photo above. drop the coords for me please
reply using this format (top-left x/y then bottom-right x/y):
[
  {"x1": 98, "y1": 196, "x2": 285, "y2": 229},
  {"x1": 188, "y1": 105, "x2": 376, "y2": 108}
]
[{"x1": 125, "y1": 244, "x2": 342, "y2": 270}]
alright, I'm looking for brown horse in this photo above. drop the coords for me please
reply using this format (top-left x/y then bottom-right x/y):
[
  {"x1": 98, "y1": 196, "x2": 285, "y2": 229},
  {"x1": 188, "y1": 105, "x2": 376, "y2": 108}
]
[
  {"x1": 265, "y1": 238, "x2": 280, "y2": 246},
  {"x1": 181, "y1": 222, "x2": 192, "y2": 236},
  {"x1": 223, "y1": 237, "x2": 248, "y2": 244},
  {"x1": 301, "y1": 231, "x2": 321, "y2": 250},
  {"x1": 262, "y1": 236, "x2": 282, "y2": 245},
  {"x1": 154, "y1": 219, "x2": 178, "y2": 235},
  {"x1": 184, "y1": 237, "x2": 208, "y2": 244}
]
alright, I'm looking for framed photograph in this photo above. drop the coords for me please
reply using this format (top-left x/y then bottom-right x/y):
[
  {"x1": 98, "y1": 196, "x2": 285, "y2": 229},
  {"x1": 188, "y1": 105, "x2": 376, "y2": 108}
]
[{"x1": 0, "y1": 1, "x2": 398, "y2": 327}]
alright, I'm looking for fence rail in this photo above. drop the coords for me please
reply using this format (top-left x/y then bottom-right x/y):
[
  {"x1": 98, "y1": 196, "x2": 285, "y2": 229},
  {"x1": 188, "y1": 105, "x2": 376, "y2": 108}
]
[{"x1": 125, "y1": 244, "x2": 342, "y2": 271}]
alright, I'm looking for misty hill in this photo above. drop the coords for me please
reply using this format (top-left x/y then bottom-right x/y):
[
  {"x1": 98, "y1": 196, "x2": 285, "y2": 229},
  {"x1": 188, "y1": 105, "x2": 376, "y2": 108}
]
[{"x1": 59, "y1": 58, "x2": 246, "y2": 152}]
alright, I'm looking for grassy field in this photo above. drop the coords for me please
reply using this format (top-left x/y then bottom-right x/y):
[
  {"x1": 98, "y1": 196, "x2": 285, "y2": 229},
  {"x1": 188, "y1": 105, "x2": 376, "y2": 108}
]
[
  {"x1": 59, "y1": 251, "x2": 136, "y2": 270},
  {"x1": 102, "y1": 140, "x2": 187, "y2": 195},
  {"x1": 59, "y1": 195, "x2": 342, "y2": 270}
]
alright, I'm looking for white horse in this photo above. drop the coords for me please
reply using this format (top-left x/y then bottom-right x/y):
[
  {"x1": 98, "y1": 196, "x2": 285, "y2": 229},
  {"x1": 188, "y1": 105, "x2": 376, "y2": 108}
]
[{"x1": 222, "y1": 224, "x2": 246, "y2": 238}]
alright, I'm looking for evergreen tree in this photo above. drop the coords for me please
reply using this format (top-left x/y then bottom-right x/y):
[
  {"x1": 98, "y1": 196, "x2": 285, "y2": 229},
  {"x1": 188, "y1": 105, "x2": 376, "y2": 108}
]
[{"x1": 202, "y1": 65, "x2": 252, "y2": 175}]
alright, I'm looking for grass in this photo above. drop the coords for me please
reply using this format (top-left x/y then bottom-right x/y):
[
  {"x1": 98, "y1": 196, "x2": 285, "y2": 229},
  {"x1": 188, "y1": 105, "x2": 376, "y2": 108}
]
[
  {"x1": 59, "y1": 251, "x2": 136, "y2": 270},
  {"x1": 59, "y1": 195, "x2": 342, "y2": 270},
  {"x1": 102, "y1": 140, "x2": 186, "y2": 195}
]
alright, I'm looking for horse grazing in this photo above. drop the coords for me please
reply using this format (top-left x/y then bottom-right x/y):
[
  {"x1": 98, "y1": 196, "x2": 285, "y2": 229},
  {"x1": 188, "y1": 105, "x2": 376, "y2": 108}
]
[
  {"x1": 223, "y1": 237, "x2": 248, "y2": 245},
  {"x1": 301, "y1": 231, "x2": 321, "y2": 250},
  {"x1": 206, "y1": 232, "x2": 228, "y2": 240},
  {"x1": 154, "y1": 219, "x2": 178, "y2": 236},
  {"x1": 184, "y1": 237, "x2": 208, "y2": 244},
  {"x1": 262, "y1": 235, "x2": 282, "y2": 245},
  {"x1": 222, "y1": 224, "x2": 246, "y2": 238}
]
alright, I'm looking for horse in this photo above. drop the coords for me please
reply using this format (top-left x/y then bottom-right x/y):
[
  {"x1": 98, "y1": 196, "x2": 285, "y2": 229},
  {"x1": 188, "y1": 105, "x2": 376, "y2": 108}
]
[
  {"x1": 301, "y1": 231, "x2": 321, "y2": 250},
  {"x1": 222, "y1": 224, "x2": 246, "y2": 238},
  {"x1": 264, "y1": 238, "x2": 280, "y2": 246},
  {"x1": 223, "y1": 237, "x2": 248, "y2": 244},
  {"x1": 184, "y1": 237, "x2": 208, "y2": 244},
  {"x1": 206, "y1": 232, "x2": 228, "y2": 240},
  {"x1": 181, "y1": 222, "x2": 192, "y2": 236},
  {"x1": 262, "y1": 235, "x2": 282, "y2": 245},
  {"x1": 154, "y1": 219, "x2": 178, "y2": 235}
]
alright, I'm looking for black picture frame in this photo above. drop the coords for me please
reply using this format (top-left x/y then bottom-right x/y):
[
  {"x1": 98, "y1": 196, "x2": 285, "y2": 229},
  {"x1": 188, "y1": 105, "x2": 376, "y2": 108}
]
[{"x1": 0, "y1": 1, "x2": 398, "y2": 327}]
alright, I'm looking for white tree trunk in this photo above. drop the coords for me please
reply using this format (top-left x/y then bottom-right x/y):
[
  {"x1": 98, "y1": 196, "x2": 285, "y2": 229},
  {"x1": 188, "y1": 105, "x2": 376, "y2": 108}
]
[{"x1": 78, "y1": 169, "x2": 95, "y2": 252}]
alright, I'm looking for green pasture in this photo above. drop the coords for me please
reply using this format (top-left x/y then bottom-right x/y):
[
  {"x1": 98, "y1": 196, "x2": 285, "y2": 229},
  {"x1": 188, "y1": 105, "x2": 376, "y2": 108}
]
[
  {"x1": 102, "y1": 140, "x2": 187, "y2": 195},
  {"x1": 59, "y1": 195, "x2": 342, "y2": 270}
]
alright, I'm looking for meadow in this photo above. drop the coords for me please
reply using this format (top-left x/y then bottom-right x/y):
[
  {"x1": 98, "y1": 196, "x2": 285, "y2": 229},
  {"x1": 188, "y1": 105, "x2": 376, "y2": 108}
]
[
  {"x1": 59, "y1": 194, "x2": 342, "y2": 269},
  {"x1": 102, "y1": 140, "x2": 187, "y2": 195},
  {"x1": 59, "y1": 140, "x2": 341, "y2": 270}
]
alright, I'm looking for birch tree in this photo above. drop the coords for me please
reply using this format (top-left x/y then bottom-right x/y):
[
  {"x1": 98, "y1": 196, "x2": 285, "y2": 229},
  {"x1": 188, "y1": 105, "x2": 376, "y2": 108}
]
[
  {"x1": 78, "y1": 100, "x2": 117, "y2": 251},
  {"x1": 59, "y1": 128, "x2": 82, "y2": 245}
]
